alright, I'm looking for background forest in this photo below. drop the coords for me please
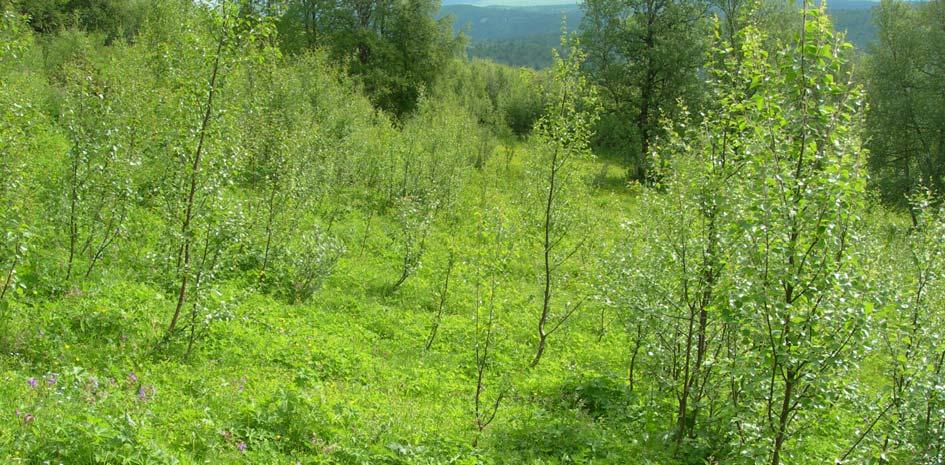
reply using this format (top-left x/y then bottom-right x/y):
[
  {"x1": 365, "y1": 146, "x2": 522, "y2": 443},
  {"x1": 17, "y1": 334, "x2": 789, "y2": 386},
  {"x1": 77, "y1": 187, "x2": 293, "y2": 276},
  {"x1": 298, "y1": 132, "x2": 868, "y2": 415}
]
[
  {"x1": 1, "y1": 0, "x2": 944, "y2": 464},
  {"x1": 441, "y1": 0, "x2": 878, "y2": 69}
]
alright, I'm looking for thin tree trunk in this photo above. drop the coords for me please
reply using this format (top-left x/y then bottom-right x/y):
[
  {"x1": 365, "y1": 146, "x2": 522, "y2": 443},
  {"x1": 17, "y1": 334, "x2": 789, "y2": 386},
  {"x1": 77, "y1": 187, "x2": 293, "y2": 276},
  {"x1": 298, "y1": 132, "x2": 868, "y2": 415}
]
[
  {"x1": 358, "y1": 208, "x2": 375, "y2": 257},
  {"x1": 165, "y1": 16, "x2": 227, "y2": 339},
  {"x1": 637, "y1": 91, "x2": 651, "y2": 182},
  {"x1": 684, "y1": 211, "x2": 719, "y2": 441},
  {"x1": 771, "y1": 373, "x2": 795, "y2": 465},
  {"x1": 628, "y1": 322, "x2": 644, "y2": 392},
  {"x1": 924, "y1": 349, "x2": 945, "y2": 443},
  {"x1": 425, "y1": 253, "x2": 454, "y2": 351},
  {"x1": 0, "y1": 247, "x2": 18, "y2": 301},
  {"x1": 532, "y1": 143, "x2": 560, "y2": 368},
  {"x1": 84, "y1": 211, "x2": 123, "y2": 279},
  {"x1": 259, "y1": 184, "x2": 278, "y2": 283},
  {"x1": 634, "y1": 15, "x2": 657, "y2": 183},
  {"x1": 473, "y1": 271, "x2": 503, "y2": 447},
  {"x1": 66, "y1": 155, "x2": 80, "y2": 281},
  {"x1": 185, "y1": 229, "x2": 217, "y2": 360},
  {"x1": 390, "y1": 251, "x2": 412, "y2": 293},
  {"x1": 676, "y1": 307, "x2": 697, "y2": 449}
]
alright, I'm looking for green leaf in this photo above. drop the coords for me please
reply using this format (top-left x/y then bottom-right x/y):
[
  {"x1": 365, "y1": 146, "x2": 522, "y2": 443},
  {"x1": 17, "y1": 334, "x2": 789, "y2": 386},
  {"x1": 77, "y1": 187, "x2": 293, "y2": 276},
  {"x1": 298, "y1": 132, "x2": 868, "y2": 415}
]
[{"x1": 753, "y1": 93, "x2": 765, "y2": 111}]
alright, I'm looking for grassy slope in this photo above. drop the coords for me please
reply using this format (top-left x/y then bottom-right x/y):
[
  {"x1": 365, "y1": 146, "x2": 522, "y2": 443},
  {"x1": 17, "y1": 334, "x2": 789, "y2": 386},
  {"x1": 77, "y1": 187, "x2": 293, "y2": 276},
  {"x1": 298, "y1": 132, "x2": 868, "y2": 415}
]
[{"x1": 0, "y1": 147, "x2": 648, "y2": 464}]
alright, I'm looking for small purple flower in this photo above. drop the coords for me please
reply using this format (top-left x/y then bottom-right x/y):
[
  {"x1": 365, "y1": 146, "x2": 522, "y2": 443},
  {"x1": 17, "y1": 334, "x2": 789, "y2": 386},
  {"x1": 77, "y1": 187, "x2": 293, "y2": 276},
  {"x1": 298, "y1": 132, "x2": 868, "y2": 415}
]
[
  {"x1": 27, "y1": 378, "x2": 37, "y2": 388},
  {"x1": 236, "y1": 441, "x2": 247, "y2": 453},
  {"x1": 137, "y1": 385, "x2": 155, "y2": 401},
  {"x1": 128, "y1": 372, "x2": 138, "y2": 384},
  {"x1": 46, "y1": 374, "x2": 57, "y2": 386}
]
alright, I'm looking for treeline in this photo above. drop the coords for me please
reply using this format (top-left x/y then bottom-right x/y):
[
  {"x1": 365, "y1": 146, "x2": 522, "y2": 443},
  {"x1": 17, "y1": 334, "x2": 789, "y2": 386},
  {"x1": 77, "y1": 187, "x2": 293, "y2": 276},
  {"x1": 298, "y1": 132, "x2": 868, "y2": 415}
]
[
  {"x1": 8, "y1": 0, "x2": 944, "y2": 206},
  {"x1": 576, "y1": 0, "x2": 944, "y2": 196},
  {"x1": 866, "y1": 0, "x2": 945, "y2": 206}
]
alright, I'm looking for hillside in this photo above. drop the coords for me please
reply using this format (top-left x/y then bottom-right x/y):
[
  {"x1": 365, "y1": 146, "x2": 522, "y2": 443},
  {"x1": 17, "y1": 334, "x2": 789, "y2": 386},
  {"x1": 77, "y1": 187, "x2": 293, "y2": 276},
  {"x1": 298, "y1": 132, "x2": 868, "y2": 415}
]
[
  {"x1": 440, "y1": 4, "x2": 581, "y2": 41},
  {"x1": 441, "y1": 1, "x2": 881, "y2": 68},
  {"x1": 3, "y1": 0, "x2": 945, "y2": 464},
  {"x1": 832, "y1": 8, "x2": 878, "y2": 47}
]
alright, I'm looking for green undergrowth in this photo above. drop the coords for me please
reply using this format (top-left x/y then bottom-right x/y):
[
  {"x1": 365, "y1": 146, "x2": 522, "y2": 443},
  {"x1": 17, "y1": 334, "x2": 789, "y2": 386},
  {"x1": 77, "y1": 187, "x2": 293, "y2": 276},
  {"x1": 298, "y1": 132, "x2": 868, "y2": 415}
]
[{"x1": 0, "y1": 150, "x2": 647, "y2": 465}]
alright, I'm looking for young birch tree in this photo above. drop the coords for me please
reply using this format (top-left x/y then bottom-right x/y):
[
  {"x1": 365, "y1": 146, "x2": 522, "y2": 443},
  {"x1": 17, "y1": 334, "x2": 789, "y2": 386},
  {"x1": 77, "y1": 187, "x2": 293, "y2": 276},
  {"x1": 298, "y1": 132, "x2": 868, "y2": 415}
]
[
  {"x1": 146, "y1": 2, "x2": 271, "y2": 349},
  {"x1": 59, "y1": 60, "x2": 138, "y2": 283},
  {"x1": 527, "y1": 34, "x2": 601, "y2": 368},
  {"x1": 0, "y1": 10, "x2": 36, "y2": 304},
  {"x1": 734, "y1": 6, "x2": 868, "y2": 464},
  {"x1": 470, "y1": 180, "x2": 513, "y2": 447},
  {"x1": 645, "y1": 18, "x2": 767, "y2": 451},
  {"x1": 861, "y1": 192, "x2": 945, "y2": 464}
]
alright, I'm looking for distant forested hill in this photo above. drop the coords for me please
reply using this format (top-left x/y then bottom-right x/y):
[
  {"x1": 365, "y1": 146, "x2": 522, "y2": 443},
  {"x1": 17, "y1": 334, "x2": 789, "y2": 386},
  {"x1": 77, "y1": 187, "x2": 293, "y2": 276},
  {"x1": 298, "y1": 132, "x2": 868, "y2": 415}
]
[
  {"x1": 439, "y1": 4, "x2": 582, "y2": 68},
  {"x1": 440, "y1": 2, "x2": 881, "y2": 68},
  {"x1": 466, "y1": 35, "x2": 560, "y2": 69},
  {"x1": 440, "y1": 4, "x2": 581, "y2": 40},
  {"x1": 831, "y1": 9, "x2": 878, "y2": 48}
]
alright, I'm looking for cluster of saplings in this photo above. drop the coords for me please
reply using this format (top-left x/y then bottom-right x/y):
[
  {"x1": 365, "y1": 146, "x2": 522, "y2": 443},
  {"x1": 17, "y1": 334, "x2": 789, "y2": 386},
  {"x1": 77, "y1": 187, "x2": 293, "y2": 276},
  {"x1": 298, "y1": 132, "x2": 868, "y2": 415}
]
[
  {"x1": 1, "y1": 0, "x2": 540, "y2": 338},
  {"x1": 1, "y1": 0, "x2": 944, "y2": 464}
]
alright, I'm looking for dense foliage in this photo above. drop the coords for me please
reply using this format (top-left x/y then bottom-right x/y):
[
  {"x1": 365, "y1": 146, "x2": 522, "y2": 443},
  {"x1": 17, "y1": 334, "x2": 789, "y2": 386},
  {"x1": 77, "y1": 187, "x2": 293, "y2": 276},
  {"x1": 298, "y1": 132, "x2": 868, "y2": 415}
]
[
  {"x1": 1, "y1": 0, "x2": 944, "y2": 464},
  {"x1": 865, "y1": 0, "x2": 945, "y2": 207},
  {"x1": 580, "y1": 0, "x2": 709, "y2": 182}
]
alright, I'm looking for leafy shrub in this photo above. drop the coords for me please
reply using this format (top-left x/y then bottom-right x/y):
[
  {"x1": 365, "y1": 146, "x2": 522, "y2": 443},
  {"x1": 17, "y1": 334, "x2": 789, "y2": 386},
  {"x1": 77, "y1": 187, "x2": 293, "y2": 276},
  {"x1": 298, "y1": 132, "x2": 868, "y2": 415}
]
[
  {"x1": 264, "y1": 225, "x2": 346, "y2": 303},
  {"x1": 493, "y1": 410, "x2": 608, "y2": 463},
  {"x1": 238, "y1": 388, "x2": 341, "y2": 455},
  {"x1": 553, "y1": 375, "x2": 632, "y2": 421}
]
